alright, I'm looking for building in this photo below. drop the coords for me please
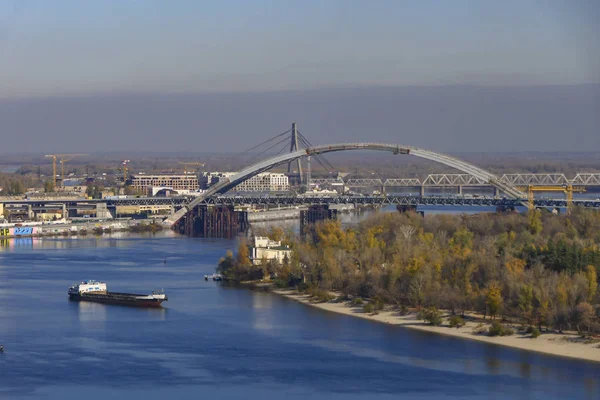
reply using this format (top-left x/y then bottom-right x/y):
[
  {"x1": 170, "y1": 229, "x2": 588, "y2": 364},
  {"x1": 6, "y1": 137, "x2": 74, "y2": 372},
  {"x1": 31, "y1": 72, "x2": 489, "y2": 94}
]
[
  {"x1": 250, "y1": 236, "x2": 292, "y2": 265},
  {"x1": 199, "y1": 172, "x2": 236, "y2": 189},
  {"x1": 131, "y1": 174, "x2": 199, "y2": 194},
  {"x1": 200, "y1": 172, "x2": 289, "y2": 192}
]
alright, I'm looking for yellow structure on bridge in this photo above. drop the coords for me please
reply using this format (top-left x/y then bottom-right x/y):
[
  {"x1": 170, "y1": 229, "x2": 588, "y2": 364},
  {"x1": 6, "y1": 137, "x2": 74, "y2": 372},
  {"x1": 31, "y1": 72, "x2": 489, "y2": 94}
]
[{"x1": 517, "y1": 185, "x2": 586, "y2": 213}]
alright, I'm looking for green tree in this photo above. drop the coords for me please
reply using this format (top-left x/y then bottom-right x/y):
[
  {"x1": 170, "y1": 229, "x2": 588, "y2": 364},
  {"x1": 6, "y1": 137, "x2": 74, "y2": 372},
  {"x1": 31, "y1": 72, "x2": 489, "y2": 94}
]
[
  {"x1": 585, "y1": 265, "x2": 597, "y2": 302},
  {"x1": 518, "y1": 284, "x2": 534, "y2": 324},
  {"x1": 528, "y1": 209, "x2": 542, "y2": 235},
  {"x1": 44, "y1": 180, "x2": 54, "y2": 193}
]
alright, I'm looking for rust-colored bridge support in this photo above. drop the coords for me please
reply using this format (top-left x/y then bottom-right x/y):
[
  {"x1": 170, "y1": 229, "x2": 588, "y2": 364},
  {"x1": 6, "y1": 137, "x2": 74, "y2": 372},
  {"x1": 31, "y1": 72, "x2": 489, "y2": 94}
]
[
  {"x1": 174, "y1": 205, "x2": 248, "y2": 238},
  {"x1": 300, "y1": 205, "x2": 338, "y2": 236}
]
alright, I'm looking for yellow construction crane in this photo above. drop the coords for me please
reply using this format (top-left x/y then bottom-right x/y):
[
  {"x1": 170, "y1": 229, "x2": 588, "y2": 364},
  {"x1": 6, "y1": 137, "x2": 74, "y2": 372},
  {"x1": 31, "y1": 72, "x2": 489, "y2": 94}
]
[
  {"x1": 45, "y1": 154, "x2": 87, "y2": 188},
  {"x1": 516, "y1": 185, "x2": 586, "y2": 214},
  {"x1": 179, "y1": 162, "x2": 205, "y2": 174},
  {"x1": 122, "y1": 160, "x2": 131, "y2": 184}
]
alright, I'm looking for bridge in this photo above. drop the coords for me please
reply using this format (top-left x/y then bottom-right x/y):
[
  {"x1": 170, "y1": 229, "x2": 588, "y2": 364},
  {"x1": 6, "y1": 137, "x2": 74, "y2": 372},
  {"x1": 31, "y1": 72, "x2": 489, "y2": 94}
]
[
  {"x1": 164, "y1": 142, "x2": 535, "y2": 227},
  {"x1": 198, "y1": 194, "x2": 600, "y2": 208},
  {"x1": 312, "y1": 173, "x2": 600, "y2": 189}
]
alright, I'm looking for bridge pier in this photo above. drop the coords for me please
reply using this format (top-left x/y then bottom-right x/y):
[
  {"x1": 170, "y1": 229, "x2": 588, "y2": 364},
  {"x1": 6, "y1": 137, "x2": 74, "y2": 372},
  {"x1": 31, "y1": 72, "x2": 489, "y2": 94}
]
[
  {"x1": 396, "y1": 205, "x2": 424, "y2": 216},
  {"x1": 458, "y1": 185, "x2": 463, "y2": 196},
  {"x1": 495, "y1": 205, "x2": 516, "y2": 213},
  {"x1": 420, "y1": 185, "x2": 425, "y2": 196},
  {"x1": 300, "y1": 205, "x2": 338, "y2": 234},
  {"x1": 175, "y1": 205, "x2": 248, "y2": 238}
]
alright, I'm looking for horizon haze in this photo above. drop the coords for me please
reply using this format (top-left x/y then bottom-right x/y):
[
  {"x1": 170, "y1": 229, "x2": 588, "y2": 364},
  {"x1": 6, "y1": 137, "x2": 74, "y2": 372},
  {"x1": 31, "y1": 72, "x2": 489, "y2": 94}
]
[{"x1": 0, "y1": 1, "x2": 598, "y2": 154}]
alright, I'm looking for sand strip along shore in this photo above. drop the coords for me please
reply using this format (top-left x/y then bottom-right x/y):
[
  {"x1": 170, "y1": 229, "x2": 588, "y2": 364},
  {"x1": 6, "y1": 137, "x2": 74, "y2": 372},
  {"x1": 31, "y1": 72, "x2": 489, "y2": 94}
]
[{"x1": 273, "y1": 289, "x2": 600, "y2": 363}]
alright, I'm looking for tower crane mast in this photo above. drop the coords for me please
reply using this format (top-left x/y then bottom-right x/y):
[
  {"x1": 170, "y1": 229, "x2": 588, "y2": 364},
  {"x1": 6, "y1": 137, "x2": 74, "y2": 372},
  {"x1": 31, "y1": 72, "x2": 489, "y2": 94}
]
[{"x1": 44, "y1": 154, "x2": 87, "y2": 189}]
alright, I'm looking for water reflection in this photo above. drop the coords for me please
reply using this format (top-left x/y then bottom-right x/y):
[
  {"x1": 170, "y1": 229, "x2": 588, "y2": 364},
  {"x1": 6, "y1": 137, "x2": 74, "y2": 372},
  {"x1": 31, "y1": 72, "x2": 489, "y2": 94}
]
[
  {"x1": 0, "y1": 232, "x2": 173, "y2": 252},
  {"x1": 252, "y1": 292, "x2": 275, "y2": 331},
  {"x1": 76, "y1": 300, "x2": 107, "y2": 323}
]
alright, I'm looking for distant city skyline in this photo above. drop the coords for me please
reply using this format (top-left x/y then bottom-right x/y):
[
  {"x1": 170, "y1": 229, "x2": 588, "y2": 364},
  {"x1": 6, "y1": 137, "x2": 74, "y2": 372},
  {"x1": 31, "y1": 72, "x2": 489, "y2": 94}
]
[{"x1": 0, "y1": 0, "x2": 599, "y2": 99}]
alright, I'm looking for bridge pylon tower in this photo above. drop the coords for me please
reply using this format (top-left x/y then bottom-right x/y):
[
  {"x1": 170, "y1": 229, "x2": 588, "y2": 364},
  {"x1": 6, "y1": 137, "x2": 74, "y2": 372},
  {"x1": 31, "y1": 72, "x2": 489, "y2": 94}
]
[{"x1": 287, "y1": 122, "x2": 303, "y2": 185}]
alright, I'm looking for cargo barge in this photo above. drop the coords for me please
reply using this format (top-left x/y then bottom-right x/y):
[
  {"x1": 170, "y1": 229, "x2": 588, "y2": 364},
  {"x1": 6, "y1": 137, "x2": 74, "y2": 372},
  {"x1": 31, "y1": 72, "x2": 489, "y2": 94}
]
[{"x1": 68, "y1": 280, "x2": 167, "y2": 308}]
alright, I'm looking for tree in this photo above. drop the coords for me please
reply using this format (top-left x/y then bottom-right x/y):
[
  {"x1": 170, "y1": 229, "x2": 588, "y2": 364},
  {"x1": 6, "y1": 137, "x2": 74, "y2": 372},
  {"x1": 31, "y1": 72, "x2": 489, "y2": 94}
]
[
  {"x1": 573, "y1": 302, "x2": 595, "y2": 332},
  {"x1": 236, "y1": 240, "x2": 252, "y2": 269},
  {"x1": 86, "y1": 184, "x2": 105, "y2": 199},
  {"x1": 44, "y1": 180, "x2": 54, "y2": 193},
  {"x1": 585, "y1": 265, "x2": 597, "y2": 302},
  {"x1": 7, "y1": 179, "x2": 25, "y2": 195},
  {"x1": 217, "y1": 250, "x2": 235, "y2": 279},
  {"x1": 518, "y1": 284, "x2": 534, "y2": 324},
  {"x1": 486, "y1": 281, "x2": 503, "y2": 320},
  {"x1": 528, "y1": 209, "x2": 542, "y2": 235}
]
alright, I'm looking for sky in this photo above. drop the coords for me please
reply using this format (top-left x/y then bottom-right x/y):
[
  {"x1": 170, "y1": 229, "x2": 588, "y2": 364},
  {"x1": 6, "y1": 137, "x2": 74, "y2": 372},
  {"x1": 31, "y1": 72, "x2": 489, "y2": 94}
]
[{"x1": 0, "y1": 0, "x2": 598, "y2": 153}]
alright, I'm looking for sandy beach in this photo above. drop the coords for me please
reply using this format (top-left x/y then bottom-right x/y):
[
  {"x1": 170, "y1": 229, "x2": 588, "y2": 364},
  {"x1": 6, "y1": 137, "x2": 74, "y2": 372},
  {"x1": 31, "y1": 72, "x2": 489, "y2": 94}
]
[{"x1": 273, "y1": 289, "x2": 600, "y2": 363}]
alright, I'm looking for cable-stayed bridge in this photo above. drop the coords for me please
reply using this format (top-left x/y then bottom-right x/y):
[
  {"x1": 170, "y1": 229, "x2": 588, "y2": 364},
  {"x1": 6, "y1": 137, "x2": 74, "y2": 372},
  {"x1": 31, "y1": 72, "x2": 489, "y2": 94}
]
[{"x1": 162, "y1": 124, "x2": 600, "y2": 235}]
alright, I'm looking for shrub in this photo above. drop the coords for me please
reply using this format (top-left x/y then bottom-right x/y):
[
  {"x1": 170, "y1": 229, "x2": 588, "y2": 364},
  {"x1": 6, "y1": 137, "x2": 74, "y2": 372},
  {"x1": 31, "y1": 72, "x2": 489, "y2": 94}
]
[
  {"x1": 297, "y1": 282, "x2": 310, "y2": 292},
  {"x1": 418, "y1": 306, "x2": 443, "y2": 326},
  {"x1": 399, "y1": 305, "x2": 409, "y2": 315},
  {"x1": 530, "y1": 327, "x2": 541, "y2": 338},
  {"x1": 373, "y1": 297, "x2": 385, "y2": 311},
  {"x1": 273, "y1": 279, "x2": 289, "y2": 289},
  {"x1": 488, "y1": 321, "x2": 514, "y2": 336},
  {"x1": 363, "y1": 303, "x2": 374, "y2": 313},
  {"x1": 334, "y1": 294, "x2": 349, "y2": 303},
  {"x1": 310, "y1": 288, "x2": 334, "y2": 303},
  {"x1": 352, "y1": 297, "x2": 364, "y2": 306},
  {"x1": 472, "y1": 323, "x2": 487, "y2": 335},
  {"x1": 448, "y1": 315, "x2": 465, "y2": 328}
]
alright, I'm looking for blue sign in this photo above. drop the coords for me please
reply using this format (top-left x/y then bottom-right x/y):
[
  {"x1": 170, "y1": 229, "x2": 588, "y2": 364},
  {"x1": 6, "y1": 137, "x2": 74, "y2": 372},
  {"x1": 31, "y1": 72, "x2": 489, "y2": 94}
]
[{"x1": 14, "y1": 227, "x2": 33, "y2": 235}]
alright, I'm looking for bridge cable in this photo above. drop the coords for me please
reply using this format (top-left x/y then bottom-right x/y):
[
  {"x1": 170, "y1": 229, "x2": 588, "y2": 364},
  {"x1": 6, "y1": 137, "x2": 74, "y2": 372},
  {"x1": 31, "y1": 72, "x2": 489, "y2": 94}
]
[
  {"x1": 244, "y1": 135, "x2": 292, "y2": 165},
  {"x1": 297, "y1": 131, "x2": 337, "y2": 172},
  {"x1": 297, "y1": 131, "x2": 336, "y2": 171},
  {"x1": 231, "y1": 128, "x2": 292, "y2": 159}
]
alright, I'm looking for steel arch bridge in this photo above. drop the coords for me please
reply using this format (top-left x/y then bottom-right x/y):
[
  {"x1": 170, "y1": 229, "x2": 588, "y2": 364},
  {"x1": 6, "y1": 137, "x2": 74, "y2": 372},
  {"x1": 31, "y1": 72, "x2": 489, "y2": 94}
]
[{"x1": 163, "y1": 143, "x2": 527, "y2": 226}]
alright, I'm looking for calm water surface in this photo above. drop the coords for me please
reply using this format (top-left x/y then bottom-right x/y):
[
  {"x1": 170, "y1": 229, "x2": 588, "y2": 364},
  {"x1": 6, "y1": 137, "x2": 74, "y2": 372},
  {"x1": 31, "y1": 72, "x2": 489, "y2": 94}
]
[{"x1": 0, "y1": 232, "x2": 598, "y2": 400}]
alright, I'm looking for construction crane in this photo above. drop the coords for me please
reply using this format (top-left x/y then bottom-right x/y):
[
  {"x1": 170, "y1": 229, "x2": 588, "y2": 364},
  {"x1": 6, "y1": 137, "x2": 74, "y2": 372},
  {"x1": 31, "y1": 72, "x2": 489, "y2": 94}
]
[
  {"x1": 516, "y1": 185, "x2": 586, "y2": 214},
  {"x1": 122, "y1": 160, "x2": 131, "y2": 184},
  {"x1": 179, "y1": 162, "x2": 205, "y2": 175},
  {"x1": 44, "y1": 154, "x2": 87, "y2": 188}
]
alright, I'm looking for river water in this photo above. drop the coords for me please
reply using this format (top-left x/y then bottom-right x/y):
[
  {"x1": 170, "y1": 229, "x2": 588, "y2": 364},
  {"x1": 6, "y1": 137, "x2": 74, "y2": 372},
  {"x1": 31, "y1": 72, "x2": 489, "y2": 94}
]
[{"x1": 0, "y1": 231, "x2": 599, "y2": 400}]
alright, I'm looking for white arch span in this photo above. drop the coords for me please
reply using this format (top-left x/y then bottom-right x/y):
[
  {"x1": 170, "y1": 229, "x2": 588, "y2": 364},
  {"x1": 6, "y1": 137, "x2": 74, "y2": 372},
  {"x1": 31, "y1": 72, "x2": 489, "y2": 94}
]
[{"x1": 164, "y1": 143, "x2": 526, "y2": 226}]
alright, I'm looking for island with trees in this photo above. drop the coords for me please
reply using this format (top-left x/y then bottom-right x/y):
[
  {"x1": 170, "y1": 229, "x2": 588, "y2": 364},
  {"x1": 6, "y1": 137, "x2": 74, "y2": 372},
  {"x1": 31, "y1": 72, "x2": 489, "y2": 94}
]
[{"x1": 218, "y1": 208, "x2": 600, "y2": 361}]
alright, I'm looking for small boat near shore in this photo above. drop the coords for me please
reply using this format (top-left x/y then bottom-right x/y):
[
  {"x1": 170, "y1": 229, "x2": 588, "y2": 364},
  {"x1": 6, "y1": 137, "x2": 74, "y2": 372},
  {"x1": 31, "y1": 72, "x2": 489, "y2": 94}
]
[
  {"x1": 68, "y1": 280, "x2": 167, "y2": 308},
  {"x1": 204, "y1": 274, "x2": 223, "y2": 281}
]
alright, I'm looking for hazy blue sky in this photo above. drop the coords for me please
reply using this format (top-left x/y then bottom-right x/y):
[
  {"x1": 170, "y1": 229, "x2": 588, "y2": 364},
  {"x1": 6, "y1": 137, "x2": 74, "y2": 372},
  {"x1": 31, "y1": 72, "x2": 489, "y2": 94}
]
[
  {"x1": 0, "y1": 1, "x2": 598, "y2": 154},
  {"x1": 1, "y1": 0, "x2": 599, "y2": 98}
]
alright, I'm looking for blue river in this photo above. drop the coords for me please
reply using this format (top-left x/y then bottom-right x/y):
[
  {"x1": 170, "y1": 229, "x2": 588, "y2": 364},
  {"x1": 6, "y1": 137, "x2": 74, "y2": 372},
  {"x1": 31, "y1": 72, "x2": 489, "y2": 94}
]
[{"x1": 0, "y1": 232, "x2": 598, "y2": 400}]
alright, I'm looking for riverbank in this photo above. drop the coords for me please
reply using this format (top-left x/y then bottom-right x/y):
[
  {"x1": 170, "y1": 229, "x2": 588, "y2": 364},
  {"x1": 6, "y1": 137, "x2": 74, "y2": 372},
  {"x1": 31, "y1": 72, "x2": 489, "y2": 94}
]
[
  {"x1": 0, "y1": 219, "x2": 162, "y2": 239},
  {"x1": 273, "y1": 289, "x2": 600, "y2": 363}
]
